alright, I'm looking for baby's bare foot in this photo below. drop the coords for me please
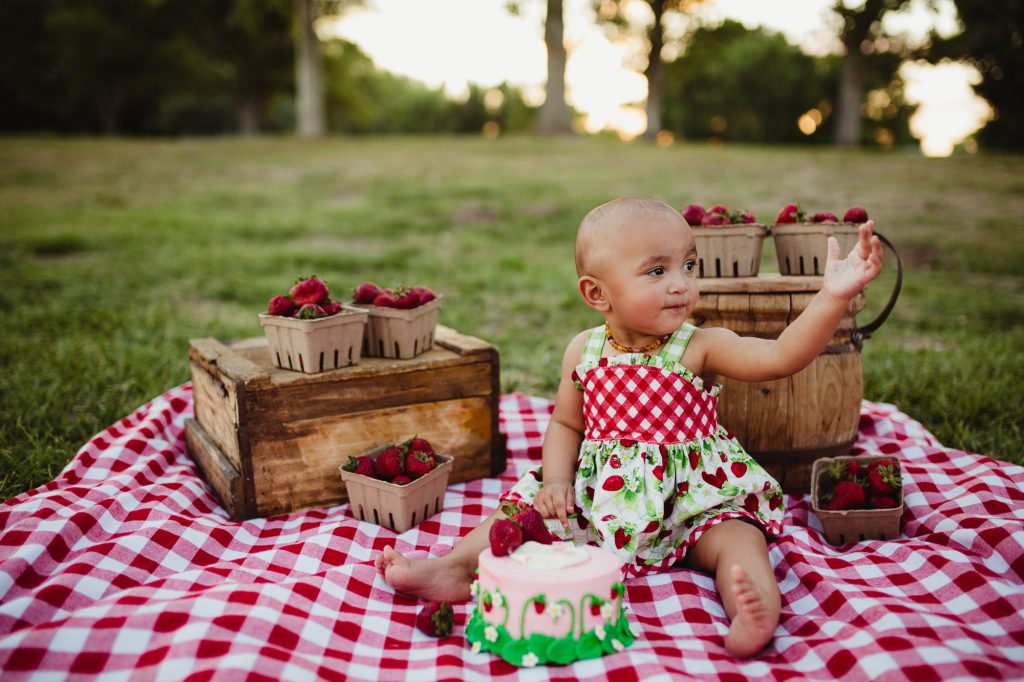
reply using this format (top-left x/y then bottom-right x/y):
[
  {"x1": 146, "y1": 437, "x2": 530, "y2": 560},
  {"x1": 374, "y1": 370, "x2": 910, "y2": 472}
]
[
  {"x1": 724, "y1": 564, "x2": 778, "y2": 658},
  {"x1": 376, "y1": 546, "x2": 474, "y2": 602}
]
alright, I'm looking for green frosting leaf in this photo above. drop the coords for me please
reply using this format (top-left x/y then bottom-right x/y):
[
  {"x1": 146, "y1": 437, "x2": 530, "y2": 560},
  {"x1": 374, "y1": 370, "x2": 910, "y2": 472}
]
[
  {"x1": 501, "y1": 638, "x2": 531, "y2": 666},
  {"x1": 527, "y1": 634, "x2": 555, "y2": 665},
  {"x1": 575, "y1": 631, "x2": 605, "y2": 660},
  {"x1": 546, "y1": 635, "x2": 578, "y2": 666},
  {"x1": 465, "y1": 612, "x2": 486, "y2": 644}
]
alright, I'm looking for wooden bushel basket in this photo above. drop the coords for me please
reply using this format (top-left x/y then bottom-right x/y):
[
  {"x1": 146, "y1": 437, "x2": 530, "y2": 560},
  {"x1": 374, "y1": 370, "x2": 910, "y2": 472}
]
[{"x1": 690, "y1": 233, "x2": 902, "y2": 493}]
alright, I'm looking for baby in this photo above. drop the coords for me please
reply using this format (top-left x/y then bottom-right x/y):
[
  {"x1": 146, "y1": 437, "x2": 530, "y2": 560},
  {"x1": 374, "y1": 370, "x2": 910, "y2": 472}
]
[{"x1": 376, "y1": 196, "x2": 883, "y2": 657}]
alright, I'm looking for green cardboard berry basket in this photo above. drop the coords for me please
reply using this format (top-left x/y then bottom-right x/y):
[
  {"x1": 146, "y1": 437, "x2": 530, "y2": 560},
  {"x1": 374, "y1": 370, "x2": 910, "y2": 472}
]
[
  {"x1": 339, "y1": 444, "x2": 453, "y2": 532},
  {"x1": 811, "y1": 455, "x2": 904, "y2": 545}
]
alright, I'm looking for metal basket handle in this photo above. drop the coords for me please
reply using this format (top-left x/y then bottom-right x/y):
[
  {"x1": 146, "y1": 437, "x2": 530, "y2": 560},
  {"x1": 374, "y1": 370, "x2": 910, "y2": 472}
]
[{"x1": 852, "y1": 230, "x2": 903, "y2": 349}]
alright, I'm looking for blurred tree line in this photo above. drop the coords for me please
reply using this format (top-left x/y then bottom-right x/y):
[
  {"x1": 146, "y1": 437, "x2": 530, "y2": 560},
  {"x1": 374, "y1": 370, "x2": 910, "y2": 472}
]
[{"x1": 1, "y1": 0, "x2": 1017, "y2": 147}]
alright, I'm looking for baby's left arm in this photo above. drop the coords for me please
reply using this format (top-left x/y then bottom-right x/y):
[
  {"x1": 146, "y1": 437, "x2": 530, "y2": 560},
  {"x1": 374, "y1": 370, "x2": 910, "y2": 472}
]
[{"x1": 700, "y1": 221, "x2": 883, "y2": 382}]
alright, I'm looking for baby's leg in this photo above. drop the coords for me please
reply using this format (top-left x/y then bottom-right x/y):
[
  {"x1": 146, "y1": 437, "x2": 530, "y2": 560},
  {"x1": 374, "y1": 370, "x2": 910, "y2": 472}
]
[
  {"x1": 685, "y1": 519, "x2": 780, "y2": 658},
  {"x1": 374, "y1": 509, "x2": 500, "y2": 602}
]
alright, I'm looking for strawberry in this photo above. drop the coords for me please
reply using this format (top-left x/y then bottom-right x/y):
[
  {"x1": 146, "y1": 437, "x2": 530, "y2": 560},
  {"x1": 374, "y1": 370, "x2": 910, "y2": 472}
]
[
  {"x1": 410, "y1": 286, "x2": 436, "y2": 306},
  {"x1": 812, "y1": 211, "x2": 839, "y2": 223},
  {"x1": 689, "y1": 451, "x2": 700, "y2": 470},
  {"x1": 296, "y1": 303, "x2": 326, "y2": 319},
  {"x1": 373, "y1": 446, "x2": 405, "y2": 480},
  {"x1": 843, "y1": 206, "x2": 869, "y2": 223},
  {"x1": 730, "y1": 462, "x2": 748, "y2": 478},
  {"x1": 352, "y1": 281, "x2": 382, "y2": 305},
  {"x1": 743, "y1": 494, "x2": 760, "y2": 514},
  {"x1": 391, "y1": 475, "x2": 413, "y2": 485},
  {"x1": 775, "y1": 204, "x2": 805, "y2": 224},
  {"x1": 602, "y1": 475, "x2": 625, "y2": 491},
  {"x1": 489, "y1": 519, "x2": 523, "y2": 556},
  {"x1": 869, "y1": 457, "x2": 897, "y2": 472},
  {"x1": 614, "y1": 528, "x2": 631, "y2": 549},
  {"x1": 290, "y1": 276, "x2": 330, "y2": 306},
  {"x1": 390, "y1": 286, "x2": 419, "y2": 310},
  {"x1": 681, "y1": 203, "x2": 706, "y2": 226},
  {"x1": 738, "y1": 211, "x2": 757, "y2": 224},
  {"x1": 868, "y1": 495, "x2": 898, "y2": 509},
  {"x1": 407, "y1": 436, "x2": 433, "y2": 453},
  {"x1": 416, "y1": 601, "x2": 454, "y2": 637},
  {"x1": 342, "y1": 455, "x2": 376, "y2": 478},
  {"x1": 866, "y1": 462, "x2": 901, "y2": 496},
  {"x1": 405, "y1": 450, "x2": 436, "y2": 479},
  {"x1": 708, "y1": 204, "x2": 729, "y2": 215},
  {"x1": 267, "y1": 295, "x2": 296, "y2": 317},
  {"x1": 825, "y1": 480, "x2": 866, "y2": 510},
  {"x1": 372, "y1": 290, "x2": 397, "y2": 307},
  {"x1": 321, "y1": 300, "x2": 343, "y2": 316},
  {"x1": 701, "y1": 213, "x2": 729, "y2": 226},
  {"x1": 513, "y1": 507, "x2": 555, "y2": 545}
]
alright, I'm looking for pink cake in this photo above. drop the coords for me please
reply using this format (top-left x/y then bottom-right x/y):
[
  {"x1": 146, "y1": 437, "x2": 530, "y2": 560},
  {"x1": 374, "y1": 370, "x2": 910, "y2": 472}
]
[{"x1": 465, "y1": 542, "x2": 635, "y2": 666}]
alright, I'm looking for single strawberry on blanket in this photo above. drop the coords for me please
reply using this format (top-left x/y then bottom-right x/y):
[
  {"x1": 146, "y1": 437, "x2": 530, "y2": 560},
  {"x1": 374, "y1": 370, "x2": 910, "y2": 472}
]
[{"x1": 416, "y1": 601, "x2": 454, "y2": 637}]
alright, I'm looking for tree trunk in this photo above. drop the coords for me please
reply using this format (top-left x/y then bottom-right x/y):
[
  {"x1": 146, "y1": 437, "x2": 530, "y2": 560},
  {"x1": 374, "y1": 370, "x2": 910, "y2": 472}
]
[
  {"x1": 295, "y1": 0, "x2": 325, "y2": 138},
  {"x1": 836, "y1": 49, "x2": 866, "y2": 147},
  {"x1": 238, "y1": 96, "x2": 260, "y2": 136},
  {"x1": 643, "y1": 0, "x2": 666, "y2": 140},
  {"x1": 535, "y1": 0, "x2": 573, "y2": 135}
]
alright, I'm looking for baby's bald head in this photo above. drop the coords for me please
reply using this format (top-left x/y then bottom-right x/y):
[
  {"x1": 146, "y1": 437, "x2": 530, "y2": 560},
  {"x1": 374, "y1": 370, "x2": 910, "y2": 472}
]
[{"x1": 575, "y1": 197, "x2": 686, "y2": 277}]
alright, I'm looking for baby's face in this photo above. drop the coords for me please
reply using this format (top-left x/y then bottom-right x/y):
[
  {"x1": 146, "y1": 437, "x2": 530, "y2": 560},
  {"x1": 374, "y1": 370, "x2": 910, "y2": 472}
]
[{"x1": 595, "y1": 210, "x2": 700, "y2": 336}]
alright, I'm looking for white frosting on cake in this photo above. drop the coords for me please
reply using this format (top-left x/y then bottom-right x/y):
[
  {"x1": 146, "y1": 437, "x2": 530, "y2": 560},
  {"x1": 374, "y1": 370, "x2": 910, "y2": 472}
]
[{"x1": 509, "y1": 541, "x2": 589, "y2": 570}]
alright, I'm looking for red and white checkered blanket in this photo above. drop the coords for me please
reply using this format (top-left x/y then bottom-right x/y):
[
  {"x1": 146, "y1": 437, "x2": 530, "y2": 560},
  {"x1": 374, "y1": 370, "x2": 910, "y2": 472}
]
[{"x1": 2, "y1": 385, "x2": 1023, "y2": 681}]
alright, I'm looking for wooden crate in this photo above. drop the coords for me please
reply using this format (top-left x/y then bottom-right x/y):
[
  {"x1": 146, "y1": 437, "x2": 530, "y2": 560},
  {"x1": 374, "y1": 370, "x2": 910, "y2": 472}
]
[{"x1": 185, "y1": 326, "x2": 505, "y2": 520}]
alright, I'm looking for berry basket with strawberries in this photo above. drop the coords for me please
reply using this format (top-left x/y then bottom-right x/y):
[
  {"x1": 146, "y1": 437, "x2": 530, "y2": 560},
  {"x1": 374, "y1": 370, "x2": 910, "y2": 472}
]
[
  {"x1": 681, "y1": 203, "x2": 768, "y2": 277},
  {"x1": 811, "y1": 454, "x2": 904, "y2": 545},
  {"x1": 259, "y1": 276, "x2": 368, "y2": 374},
  {"x1": 338, "y1": 436, "x2": 453, "y2": 532},
  {"x1": 772, "y1": 205, "x2": 869, "y2": 276},
  {"x1": 352, "y1": 281, "x2": 443, "y2": 359}
]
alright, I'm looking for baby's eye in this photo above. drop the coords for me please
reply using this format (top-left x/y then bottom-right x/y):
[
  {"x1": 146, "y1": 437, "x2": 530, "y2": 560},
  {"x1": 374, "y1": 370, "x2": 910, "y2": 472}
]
[
  {"x1": 648, "y1": 266, "x2": 666, "y2": 276},
  {"x1": 684, "y1": 260, "x2": 696, "y2": 272}
]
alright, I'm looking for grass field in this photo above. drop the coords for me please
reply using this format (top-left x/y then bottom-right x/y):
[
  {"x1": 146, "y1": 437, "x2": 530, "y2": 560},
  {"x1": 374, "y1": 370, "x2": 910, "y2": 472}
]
[{"x1": 1, "y1": 135, "x2": 1022, "y2": 500}]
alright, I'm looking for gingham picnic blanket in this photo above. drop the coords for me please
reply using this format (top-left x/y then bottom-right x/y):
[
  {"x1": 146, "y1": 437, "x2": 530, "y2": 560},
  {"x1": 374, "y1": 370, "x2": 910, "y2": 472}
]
[{"x1": 1, "y1": 385, "x2": 1023, "y2": 681}]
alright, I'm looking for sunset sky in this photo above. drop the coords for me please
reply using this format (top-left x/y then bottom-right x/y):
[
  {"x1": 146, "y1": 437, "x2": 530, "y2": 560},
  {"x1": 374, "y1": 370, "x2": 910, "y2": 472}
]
[{"x1": 325, "y1": 0, "x2": 990, "y2": 156}]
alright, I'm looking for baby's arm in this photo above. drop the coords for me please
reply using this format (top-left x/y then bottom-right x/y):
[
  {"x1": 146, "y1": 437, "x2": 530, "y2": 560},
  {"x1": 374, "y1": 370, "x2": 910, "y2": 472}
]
[
  {"x1": 533, "y1": 332, "x2": 587, "y2": 528},
  {"x1": 701, "y1": 221, "x2": 883, "y2": 382}
]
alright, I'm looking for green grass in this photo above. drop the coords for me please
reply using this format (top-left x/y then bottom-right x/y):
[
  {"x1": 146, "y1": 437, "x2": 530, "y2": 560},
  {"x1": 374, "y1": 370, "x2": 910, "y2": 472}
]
[{"x1": 1, "y1": 135, "x2": 1022, "y2": 499}]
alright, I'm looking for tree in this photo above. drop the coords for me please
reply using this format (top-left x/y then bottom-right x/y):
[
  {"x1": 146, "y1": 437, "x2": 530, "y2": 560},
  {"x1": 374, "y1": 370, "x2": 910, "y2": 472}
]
[
  {"x1": 535, "y1": 0, "x2": 573, "y2": 134},
  {"x1": 295, "y1": 0, "x2": 325, "y2": 137},
  {"x1": 830, "y1": 0, "x2": 938, "y2": 147},
  {"x1": 593, "y1": 0, "x2": 707, "y2": 140},
  {"x1": 931, "y1": 0, "x2": 1024, "y2": 149},
  {"x1": 663, "y1": 22, "x2": 833, "y2": 143}
]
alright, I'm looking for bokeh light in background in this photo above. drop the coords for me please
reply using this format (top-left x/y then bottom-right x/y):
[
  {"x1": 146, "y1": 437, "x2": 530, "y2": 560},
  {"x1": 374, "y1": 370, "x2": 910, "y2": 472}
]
[{"x1": 326, "y1": 0, "x2": 992, "y2": 155}]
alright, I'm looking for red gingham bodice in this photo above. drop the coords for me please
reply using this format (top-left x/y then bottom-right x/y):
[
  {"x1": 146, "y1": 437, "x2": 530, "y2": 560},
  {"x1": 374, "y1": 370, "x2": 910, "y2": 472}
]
[{"x1": 577, "y1": 357, "x2": 719, "y2": 444}]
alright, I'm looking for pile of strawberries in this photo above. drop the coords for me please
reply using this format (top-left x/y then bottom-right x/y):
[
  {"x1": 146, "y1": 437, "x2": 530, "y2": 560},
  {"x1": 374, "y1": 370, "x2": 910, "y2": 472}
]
[
  {"x1": 775, "y1": 204, "x2": 870, "y2": 225},
  {"x1": 342, "y1": 436, "x2": 440, "y2": 486},
  {"x1": 352, "y1": 281, "x2": 437, "y2": 309},
  {"x1": 488, "y1": 502, "x2": 558, "y2": 556},
  {"x1": 682, "y1": 203, "x2": 757, "y2": 227},
  {"x1": 817, "y1": 456, "x2": 902, "y2": 511},
  {"x1": 266, "y1": 275, "x2": 345, "y2": 319}
]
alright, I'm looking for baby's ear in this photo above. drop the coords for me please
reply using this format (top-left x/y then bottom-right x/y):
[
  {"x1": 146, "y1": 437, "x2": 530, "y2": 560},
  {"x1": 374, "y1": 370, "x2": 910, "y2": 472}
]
[{"x1": 578, "y1": 276, "x2": 610, "y2": 312}]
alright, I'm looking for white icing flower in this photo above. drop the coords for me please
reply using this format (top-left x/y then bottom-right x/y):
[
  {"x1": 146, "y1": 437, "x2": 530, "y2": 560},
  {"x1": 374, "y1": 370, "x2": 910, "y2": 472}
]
[
  {"x1": 485, "y1": 626, "x2": 498, "y2": 643},
  {"x1": 471, "y1": 641, "x2": 482, "y2": 654},
  {"x1": 522, "y1": 653, "x2": 539, "y2": 667},
  {"x1": 594, "y1": 625, "x2": 606, "y2": 641},
  {"x1": 630, "y1": 623, "x2": 642, "y2": 637},
  {"x1": 612, "y1": 639, "x2": 624, "y2": 652},
  {"x1": 547, "y1": 603, "x2": 565, "y2": 621},
  {"x1": 601, "y1": 603, "x2": 614, "y2": 621},
  {"x1": 470, "y1": 580, "x2": 479, "y2": 597}
]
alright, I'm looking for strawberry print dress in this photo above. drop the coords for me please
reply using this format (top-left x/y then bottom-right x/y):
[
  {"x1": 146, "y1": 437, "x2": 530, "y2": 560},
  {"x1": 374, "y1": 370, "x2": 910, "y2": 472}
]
[{"x1": 500, "y1": 323, "x2": 785, "y2": 578}]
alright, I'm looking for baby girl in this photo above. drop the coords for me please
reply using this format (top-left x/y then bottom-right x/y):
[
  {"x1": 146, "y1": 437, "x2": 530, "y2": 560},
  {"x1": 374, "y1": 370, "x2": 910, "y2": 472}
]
[{"x1": 377, "y1": 196, "x2": 882, "y2": 657}]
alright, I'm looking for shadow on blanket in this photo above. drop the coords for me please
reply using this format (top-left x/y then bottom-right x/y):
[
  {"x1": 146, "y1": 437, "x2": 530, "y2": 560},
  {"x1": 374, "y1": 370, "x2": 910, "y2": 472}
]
[{"x1": 1, "y1": 385, "x2": 1022, "y2": 681}]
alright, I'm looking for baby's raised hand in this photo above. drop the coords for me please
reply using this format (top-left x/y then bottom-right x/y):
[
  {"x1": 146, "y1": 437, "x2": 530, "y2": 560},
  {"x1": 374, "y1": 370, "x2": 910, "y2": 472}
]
[{"x1": 823, "y1": 220, "x2": 883, "y2": 301}]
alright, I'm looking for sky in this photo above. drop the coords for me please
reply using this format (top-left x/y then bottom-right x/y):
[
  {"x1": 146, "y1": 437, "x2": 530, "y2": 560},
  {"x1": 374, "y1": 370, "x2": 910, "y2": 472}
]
[{"x1": 324, "y1": 0, "x2": 990, "y2": 156}]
